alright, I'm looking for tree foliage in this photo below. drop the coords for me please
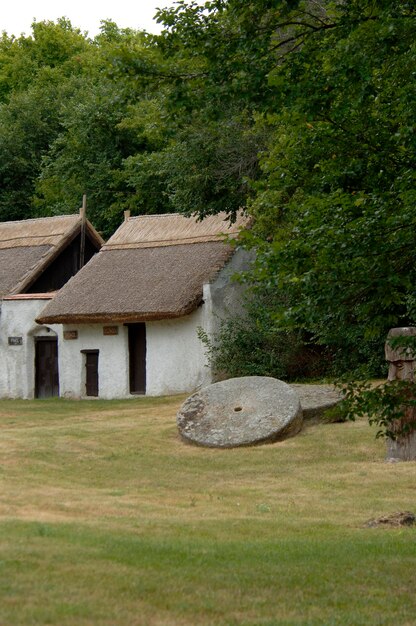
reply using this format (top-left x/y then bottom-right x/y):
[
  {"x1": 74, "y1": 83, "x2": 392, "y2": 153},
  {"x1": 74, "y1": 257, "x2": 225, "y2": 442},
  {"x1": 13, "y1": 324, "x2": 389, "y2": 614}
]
[
  {"x1": 340, "y1": 378, "x2": 416, "y2": 441},
  {"x1": 0, "y1": 20, "x2": 167, "y2": 235},
  {"x1": 243, "y1": 0, "x2": 416, "y2": 376}
]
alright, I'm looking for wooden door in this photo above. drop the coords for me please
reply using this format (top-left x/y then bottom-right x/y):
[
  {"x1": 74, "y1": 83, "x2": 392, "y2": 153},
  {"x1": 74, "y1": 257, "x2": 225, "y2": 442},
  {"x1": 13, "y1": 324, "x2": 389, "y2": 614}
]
[
  {"x1": 85, "y1": 351, "x2": 99, "y2": 397},
  {"x1": 128, "y1": 323, "x2": 146, "y2": 394},
  {"x1": 35, "y1": 338, "x2": 59, "y2": 398}
]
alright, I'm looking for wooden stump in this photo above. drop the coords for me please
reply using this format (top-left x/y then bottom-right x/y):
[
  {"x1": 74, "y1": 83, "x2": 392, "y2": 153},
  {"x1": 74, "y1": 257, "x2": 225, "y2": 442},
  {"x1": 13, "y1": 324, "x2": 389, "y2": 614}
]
[{"x1": 385, "y1": 327, "x2": 416, "y2": 461}]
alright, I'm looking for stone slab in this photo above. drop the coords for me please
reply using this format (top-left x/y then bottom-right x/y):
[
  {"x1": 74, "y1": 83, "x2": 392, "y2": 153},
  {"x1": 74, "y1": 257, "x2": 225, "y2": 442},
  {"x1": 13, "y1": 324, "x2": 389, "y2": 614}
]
[
  {"x1": 291, "y1": 384, "x2": 341, "y2": 420},
  {"x1": 177, "y1": 376, "x2": 303, "y2": 448}
]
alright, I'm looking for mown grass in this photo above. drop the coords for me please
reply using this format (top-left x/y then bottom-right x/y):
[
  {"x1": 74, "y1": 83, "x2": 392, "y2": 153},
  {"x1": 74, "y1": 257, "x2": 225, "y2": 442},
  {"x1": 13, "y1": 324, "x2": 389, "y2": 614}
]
[{"x1": 0, "y1": 396, "x2": 415, "y2": 625}]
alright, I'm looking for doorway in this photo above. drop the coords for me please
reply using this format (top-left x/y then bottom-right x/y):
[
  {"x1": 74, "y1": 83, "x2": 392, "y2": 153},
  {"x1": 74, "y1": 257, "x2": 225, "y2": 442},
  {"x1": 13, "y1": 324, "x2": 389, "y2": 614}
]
[
  {"x1": 35, "y1": 337, "x2": 59, "y2": 398},
  {"x1": 128, "y1": 323, "x2": 146, "y2": 394},
  {"x1": 83, "y1": 350, "x2": 99, "y2": 397}
]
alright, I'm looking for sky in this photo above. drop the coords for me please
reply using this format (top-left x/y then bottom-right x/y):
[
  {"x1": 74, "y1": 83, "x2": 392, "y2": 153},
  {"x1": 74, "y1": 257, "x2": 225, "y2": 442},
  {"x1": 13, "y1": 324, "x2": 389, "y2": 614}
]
[{"x1": 0, "y1": 0, "x2": 179, "y2": 38}]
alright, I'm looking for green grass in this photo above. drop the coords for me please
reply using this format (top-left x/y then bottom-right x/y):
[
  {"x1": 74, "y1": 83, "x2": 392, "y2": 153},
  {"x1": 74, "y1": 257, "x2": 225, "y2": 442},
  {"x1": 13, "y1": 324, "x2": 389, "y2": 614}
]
[{"x1": 0, "y1": 396, "x2": 415, "y2": 625}]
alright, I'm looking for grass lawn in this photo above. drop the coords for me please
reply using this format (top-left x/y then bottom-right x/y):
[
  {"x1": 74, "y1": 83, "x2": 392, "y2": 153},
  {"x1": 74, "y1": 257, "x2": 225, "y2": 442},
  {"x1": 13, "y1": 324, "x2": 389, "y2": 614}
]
[{"x1": 0, "y1": 396, "x2": 415, "y2": 625}]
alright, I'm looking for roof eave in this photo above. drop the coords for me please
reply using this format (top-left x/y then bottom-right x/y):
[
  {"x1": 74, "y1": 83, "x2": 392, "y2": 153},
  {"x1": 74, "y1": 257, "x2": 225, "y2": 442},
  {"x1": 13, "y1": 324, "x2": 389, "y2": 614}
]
[{"x1": 36, "y1": 298, "x2": 203, "y2": 326}]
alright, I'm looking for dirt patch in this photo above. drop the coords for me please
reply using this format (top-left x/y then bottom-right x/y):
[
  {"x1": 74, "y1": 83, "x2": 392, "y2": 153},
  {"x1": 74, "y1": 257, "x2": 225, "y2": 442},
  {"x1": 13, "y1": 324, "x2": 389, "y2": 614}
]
[{"x1": 364, "y1": 511, "x2": 416, "y2": 528}]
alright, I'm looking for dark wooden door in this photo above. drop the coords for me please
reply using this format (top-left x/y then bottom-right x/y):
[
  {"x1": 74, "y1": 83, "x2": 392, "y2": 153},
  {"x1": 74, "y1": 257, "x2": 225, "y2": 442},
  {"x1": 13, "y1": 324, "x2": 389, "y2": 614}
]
[
  {"x1": 128, "y1": 324, "x2": 146, "y2": 394},
  {"x1": 85, "y1": 351, "x2": 99, "y2": 397},
  {"x1": 35, "y1": 338, "x2": 59, "y2": 398}
]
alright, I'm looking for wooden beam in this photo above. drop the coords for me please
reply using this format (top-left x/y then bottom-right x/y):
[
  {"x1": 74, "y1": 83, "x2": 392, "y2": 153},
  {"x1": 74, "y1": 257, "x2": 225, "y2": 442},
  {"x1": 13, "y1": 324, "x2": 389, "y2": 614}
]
[{"x1": 80, "y1": 194, "x2": 87, "y2": 269}]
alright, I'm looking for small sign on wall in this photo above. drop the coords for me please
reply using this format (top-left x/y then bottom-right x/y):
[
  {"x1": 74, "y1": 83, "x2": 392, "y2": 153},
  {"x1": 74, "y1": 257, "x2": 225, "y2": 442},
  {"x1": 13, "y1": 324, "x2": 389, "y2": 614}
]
[
  {"x1": 103, "y1": 326, "x2": 119, "y2": 336},
  {"x1": 8, "y1": 336, "x2": 23, "y2": 346},
  {"x1": 63, "y1": 330, "x2": 78, "y2": 340}
]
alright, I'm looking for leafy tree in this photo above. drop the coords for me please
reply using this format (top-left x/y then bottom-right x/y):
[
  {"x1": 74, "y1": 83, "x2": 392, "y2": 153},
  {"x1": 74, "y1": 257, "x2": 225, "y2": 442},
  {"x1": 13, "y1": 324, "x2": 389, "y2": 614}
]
[
  {"x1": 33, "y1": 71, "x2": 147, "y2": 237},
  {"x1": 122, "y1": 112, "x2": 268, "y2": 219},
  {"x1": 0, "y1": 20, "x2": 91, "y2": 221},
  {"x1": 109, "y1": 0, "x2": 299, "y2": 219},
  {"x1": 0, "y1": 19, "x2": 89, "y2": 102},
  {"x1": 0, "y1": 20, "x2": 157, "y2": 234},
  {"x1": 0, "y1": 78, "x2": 64, "y2": 221},
  {"x1": 241, "y1": 0, "x2": 416, "y2": 376}
]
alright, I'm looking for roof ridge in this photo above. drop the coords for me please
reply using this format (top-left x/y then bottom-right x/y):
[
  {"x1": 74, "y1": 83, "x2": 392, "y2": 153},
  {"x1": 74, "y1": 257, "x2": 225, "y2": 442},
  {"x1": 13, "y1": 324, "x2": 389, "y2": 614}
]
[
  {"x1": 0, "y1": 232, "x2": 68, "y2": 243},
  {"x1": 125, "y1": 213, "x2": 233, "y2": 222},
  {"x1": 0, "y1": 214, "x2": 79, "y2": 226},
  {"x1": 103, "y1": 236, "x2": 233, "y2": 249},
  {"x1": 126, "y1": 213, "x2": 191, "y2": 221}
]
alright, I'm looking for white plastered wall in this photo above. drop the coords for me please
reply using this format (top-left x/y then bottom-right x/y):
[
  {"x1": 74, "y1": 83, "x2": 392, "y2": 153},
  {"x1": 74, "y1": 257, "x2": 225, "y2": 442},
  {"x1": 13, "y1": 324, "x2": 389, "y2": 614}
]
[
  {"x1": 58, "y1": 310, "x2": 208, "y2": 398},
  {"x1": 0, "y1": 298, "x2": 61, "y2": 399},
  {"x1": 146, "y1": 307, "x2": 210, "y2": 396},
  {"x1": 58, "y1": 324, "x2": 130, "y2": 399}
]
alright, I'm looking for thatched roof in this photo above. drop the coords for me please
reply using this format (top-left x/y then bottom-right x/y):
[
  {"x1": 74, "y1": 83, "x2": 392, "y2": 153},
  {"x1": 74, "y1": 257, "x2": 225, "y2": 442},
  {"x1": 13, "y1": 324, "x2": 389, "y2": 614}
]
[
  {"x1": 103, "y1": 211, "x2": 249, "y2": 250},
  {"x1": 37, "y1": 212, "x2": 250, "y2": 324},
  {"x1": 0, "y1": 215, "x2": 104, "y2": 298}
]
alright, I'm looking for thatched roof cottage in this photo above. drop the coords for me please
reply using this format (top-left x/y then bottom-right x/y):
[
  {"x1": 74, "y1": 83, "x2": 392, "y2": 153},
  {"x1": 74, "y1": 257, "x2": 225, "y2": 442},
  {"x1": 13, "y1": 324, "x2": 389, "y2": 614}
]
[
  {"x1": 0, "y1": 213, "x2": 103, "y2": 398},
  {"x1": 37, "y1": 212, "x2": 251, "y2": 398}
]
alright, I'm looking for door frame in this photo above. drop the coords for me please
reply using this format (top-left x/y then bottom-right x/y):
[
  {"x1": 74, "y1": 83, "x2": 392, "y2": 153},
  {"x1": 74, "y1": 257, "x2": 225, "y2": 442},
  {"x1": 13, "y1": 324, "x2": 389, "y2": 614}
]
[
  {"x1": 34, "y1": 336, "x2": 59, "y2": 398},
  {"x1": 127, "y1": 323, "x2": 146, "y2": 395},
  {"x1": 81, "y1": 349, "x2": 99, "y2": 397}
]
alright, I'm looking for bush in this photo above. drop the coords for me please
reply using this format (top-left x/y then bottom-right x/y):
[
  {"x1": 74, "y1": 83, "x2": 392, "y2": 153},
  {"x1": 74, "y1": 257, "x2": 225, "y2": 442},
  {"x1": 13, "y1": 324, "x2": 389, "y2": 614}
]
[{"x1": 199, "y1": 291, "x2": 330, "y2": 381}]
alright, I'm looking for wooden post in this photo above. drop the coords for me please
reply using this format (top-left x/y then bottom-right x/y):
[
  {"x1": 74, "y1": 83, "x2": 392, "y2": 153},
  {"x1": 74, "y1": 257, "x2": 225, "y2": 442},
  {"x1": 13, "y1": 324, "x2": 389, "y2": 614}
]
[
  {"x1": 79, "y1": 194, "x2": 87, "y2": 269},
  {"x1": 385, "y1": 327, "x2": 416, "y2": 461}
]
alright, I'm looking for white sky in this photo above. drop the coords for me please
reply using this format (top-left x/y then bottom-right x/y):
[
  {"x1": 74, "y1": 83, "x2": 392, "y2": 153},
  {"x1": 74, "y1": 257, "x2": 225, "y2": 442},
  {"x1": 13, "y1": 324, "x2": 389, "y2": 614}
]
[{"x1": 0, "y1": 0, "x2": 179, "y2": 38}]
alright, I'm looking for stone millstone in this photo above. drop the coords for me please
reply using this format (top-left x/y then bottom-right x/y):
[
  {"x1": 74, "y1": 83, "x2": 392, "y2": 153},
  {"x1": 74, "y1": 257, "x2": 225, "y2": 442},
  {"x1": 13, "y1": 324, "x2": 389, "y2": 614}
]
[{"x1": 177, "y1": 376, "x2": 303, "y2": 448}]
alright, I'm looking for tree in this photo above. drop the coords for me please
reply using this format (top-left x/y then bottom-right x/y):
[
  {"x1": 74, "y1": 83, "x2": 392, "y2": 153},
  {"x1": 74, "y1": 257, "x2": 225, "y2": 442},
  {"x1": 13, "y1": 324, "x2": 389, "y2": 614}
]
[
  {"x1": 0, "y1": 20, "x2": 159, "y2": 235},
  {"x1": 110, "y1": 0, "x2": 303, "y2": 220},
  {"x1": 0, "y1": 20, "x2": 90, "y2": 222},
  {"x1": 33, "y1": 71, "x2": 147, "y2": 237},
  {"x1": 241, "y1": 0, "x2": 416, "y2": 376},
  {"x1": 0, "y1": 79, "x2": 63, "y2": 221}
]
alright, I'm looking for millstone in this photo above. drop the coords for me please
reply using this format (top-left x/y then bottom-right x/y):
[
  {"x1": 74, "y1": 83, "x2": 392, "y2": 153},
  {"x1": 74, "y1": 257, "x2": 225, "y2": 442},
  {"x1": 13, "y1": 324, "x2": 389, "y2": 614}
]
[{"x1": 177, "y1": 376, "x2": 303, "y2": 448}]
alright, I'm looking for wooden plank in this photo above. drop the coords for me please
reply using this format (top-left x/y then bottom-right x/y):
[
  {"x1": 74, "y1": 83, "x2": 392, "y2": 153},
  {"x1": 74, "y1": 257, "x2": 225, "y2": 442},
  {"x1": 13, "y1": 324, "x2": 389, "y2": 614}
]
[
  {"x1": 79, "y1": 194, "x2": 87, "y2": 268},
  {"x1": 103, "y1": 326, "x2": 119, "y2": 336}
]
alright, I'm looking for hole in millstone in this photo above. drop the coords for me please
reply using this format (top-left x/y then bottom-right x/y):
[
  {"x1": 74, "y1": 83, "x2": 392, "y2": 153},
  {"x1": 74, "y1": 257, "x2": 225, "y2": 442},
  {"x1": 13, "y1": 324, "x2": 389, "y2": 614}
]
[{"x1": 234, "y1": 406, "x2": 243, "y2": 412}]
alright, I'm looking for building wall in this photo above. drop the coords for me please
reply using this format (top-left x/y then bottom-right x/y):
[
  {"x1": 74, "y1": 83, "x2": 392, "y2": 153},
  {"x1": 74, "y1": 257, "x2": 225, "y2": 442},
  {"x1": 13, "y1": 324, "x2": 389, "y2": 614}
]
[
  {"x1": 0, "y1": 298, "x2": 61, "y2": 399},
  {"x1": 57, "y1": 308, "x2": 208, "y2": 399},
  {"x1": 58, "y1": 324, "x2": 130, "y2": 399},
  {"x1": 146, "y1": 308, "x2": 209, "y2": 396},
  {"x1": 0, "y1": 299, "x2": 209, "y2": 399},
  {"x1": 203, "y1": 247, "x2": 253, "y2": 338}
]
